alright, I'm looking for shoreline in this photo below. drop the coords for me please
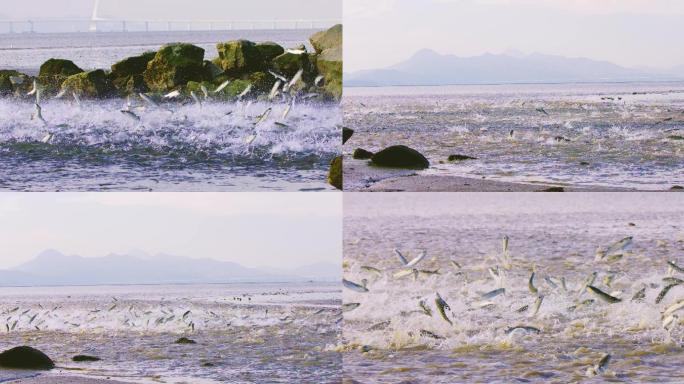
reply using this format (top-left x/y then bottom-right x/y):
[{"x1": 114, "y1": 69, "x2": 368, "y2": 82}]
[
  {"x1": 344, "y1": 158, "x2": 677, "y2": 192},
  {"x1": 7, "y1": 375, "x2": 133, "y2": 384}
]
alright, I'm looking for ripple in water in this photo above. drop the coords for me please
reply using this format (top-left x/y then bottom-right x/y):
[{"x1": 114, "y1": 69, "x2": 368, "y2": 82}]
[{"x1": 0, "y1": 98, "x2": 340, "y2": 191}]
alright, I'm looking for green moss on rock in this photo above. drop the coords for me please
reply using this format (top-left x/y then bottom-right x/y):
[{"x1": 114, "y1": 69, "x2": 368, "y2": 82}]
[
  {"x1": 143, "y1": 43, "x2": 206, "y2": 92},
  {"x1": 39, "y1": 59, "x2": 83, "y2": 78},
  {"x1": 255, "y1": 42, "x2": 284, "y2": 63},
  {"x1": 315, "y1": 46, "x2": 342, "y2": 101},
  {"x1": 328, "y1": 155, "x2": 343, "y2": 190},
  {"x1": 272, "y1": 51, "x2": 317, "y2": 86},
  {"x1": 214, "y1": 40, "x2": 264, "y2": 77},
  {"x1": 310, "y1": 24, "x2": 342, "y2": 53},
  {"x1": 110, "y1": 51, "x2": 156, "y2": 94},
  {"x1": 61, "y1": 69, "x2": 113, "y2": 98}
]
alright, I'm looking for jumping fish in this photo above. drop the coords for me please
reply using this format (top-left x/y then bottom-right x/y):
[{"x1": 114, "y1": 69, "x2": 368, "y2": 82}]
[
  {"x1": 268, "y1": 80, "x2": 282, "y2": 100},
  {"x1": 532, "y1": 295, "x2": 544, "y2": 316},
  {"x1": 237, "y1": 84, "x2": 252, "y2": 100},
  {"x1": 435, "y1": 292, "x2": 452, "y2": 325},
  {"x1": 587, "y1": 285, "x2": 622, "y2": 303},
  {"x1": 505, "y1": 325, "x2": 541, "y2": 335},
  {"x1": 528, "y1": 272, "x2": 538, "y2": 294},
  {"x1": 26, "y1": 79, "x2": 38, "y2": 96},
  {"x1": 360, "y1": 265, "x2": 382, "y2": 277},
  {"x1": 343, "y1": 278, "x2": 369, "y2": 293},
  {"x1": 190, "y1": 91, "x2": 202, "y2": 107},
  {"x1": 314, "y1": 75, "x2": 324, "y2": 87},
  {"x1": 342, "y1": 303, "x2": 361, "y2": 312},
  {"x1": 482, "y1": 288, "x2": 505, "y2": 299},
  {"x1": 139, "y1": 93, "x2": 159, "y2": 107},
  {"x1": 281, "y1": 97, "x2": 294, "y2": 120},
  {"x1": 121, "y1": 109, "x2": 141, "y2": 122},
  {"x1": 419, "y1": 300, "x2": 432, "y2": 316},
  {"x1": 405, "y1": 250, "x2": 426, "y2": 268},
  {"x1": 394, "y1": 249, "x2": 409, "y2": 265},
  {"x1": 663, "y1": 299, "x2": 684, "y2": 318},
  {"x1": 596, "y1": 236, "x2": 633, "y2": 262},
  {"x1": 213, "y1": 80, "x2": 231, "y2": 94},
  {"x1": 586, "y1": 354, "x2": 611, "y2": 377},
  {"x1": 668, "y1": 260, "x2": 684, "y2": 274},
  {"x1": 655, "y1": 284, "x2": 678, "y2": 304},
  {"x1": 200, "y1": 84, "x2": 209, "y2": 99},
  {"x1": 255, "y1": 107, "x2": 272, "y2": 125},
  {"x1": 163, "y1": 90, "x2": 181, "y2": 99},
  {"x1": 72, "y1": 91, "x2": 82, "y2": 107},
  {"x1": 420, "y1": 329, "x2": 445, "y2": 340},
  {"x1": 631, "y1": 286, "x2": 646, "y2": 302},
  {"x1": 268, "y1": 70, "x2": 287, "y2": 82}
]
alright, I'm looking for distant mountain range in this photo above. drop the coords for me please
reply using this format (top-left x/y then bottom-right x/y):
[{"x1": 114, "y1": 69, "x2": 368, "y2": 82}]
[
  {"x1": 345, "y1": 49, "x2": 684, "y2": 86},
  {"x1": 0, "y1": 249, "x2": 339, "y2": 286}
]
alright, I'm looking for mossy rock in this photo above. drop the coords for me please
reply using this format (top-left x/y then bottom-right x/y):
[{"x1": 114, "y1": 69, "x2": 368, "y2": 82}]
[
  {"x1": 39, "y1": 58, "x2": 83, "y2": 78},
  {"x1": 175, "y1": 337, "x2": 196, "y2": 344},
  {"x1": 315, "y1": 46, "x2": 342, "y2": 101},
  {"x1": 272, "y1": 51, "x2": 317, "y2": 84},
  {"x1": 310, "y1": 24, "x2": 342, "y2": 53},
  {"x1": 203, "y1": 60, "x2": 224, "y2": 80},
  {"x1": 0, "y1": 70, "x2": 28, "y2": 95},
  {"x1": 110, "y1": 51, "x2": 156, "y2": 95},
  {"x1": 246, "y1": 71, "x2": 276, "y2": 93},
  {"x1": 328, "y1": 155, "x2": 343, "y2": 190},
  {"x1": 72, "y1": 355, "x2": 101, "y2": 362},
  {"x1": 143, "y1": 43, "x2": 206, "y2": 92},
  {"x1": 61, "y1": 69, "x2": 114, "y2": 98},
  {"x1": 185, "y1": 80, "x2": 216, "y2": 97},
  {"x1": 255, "y1": 42, "x2": 284, "y2": 63},
  {"x1": 448, "y1": 154, "x2": 477, "y2": 161},
  {"x1": 342, "y1": 127, "x2": 354, "y2": 144},
  {"x1": 222, "y1": 79, "x2": 253, "y2": 99},
  {"x1": 214, "y1": 40, "x2": 264, "y2": 77}
]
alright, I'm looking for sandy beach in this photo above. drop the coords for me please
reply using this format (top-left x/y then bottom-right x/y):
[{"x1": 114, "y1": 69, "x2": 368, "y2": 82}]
[{"x1": 343, "y1": 157, "x2": 654, "y2": 192}]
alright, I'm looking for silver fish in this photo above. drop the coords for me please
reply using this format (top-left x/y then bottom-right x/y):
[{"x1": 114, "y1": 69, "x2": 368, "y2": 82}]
[
  {"x1": 343, "y1": 278, "x2": 368, "y2": 293},
  {"x1": 435, "y1": 292, "x2": 452, "y2": 325}
]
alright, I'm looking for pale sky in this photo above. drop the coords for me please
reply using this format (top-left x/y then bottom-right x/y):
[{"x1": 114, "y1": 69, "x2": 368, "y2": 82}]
[
  {"x1": 0, "y1": 193, "x2": 341, "y2": 270},
  {"x1": 0, "y1": 0, "x2": 341, "y2": 21},
  {"x1": 345, "y1": 0, "x2": 684, "y2": 72}
]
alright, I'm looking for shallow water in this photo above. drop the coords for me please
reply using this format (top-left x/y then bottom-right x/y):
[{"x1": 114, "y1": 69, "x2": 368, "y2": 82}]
[
  {"x1": 0, "y1": 98, "x2": 340, "y2": 191},
  {"x1": 343, "y1": 193, "x2": 684, "y2": 383},
  {"x1": 344, "y1": 83, "x2": 684, "y2": 190},
  {"x1": 0, "y1": 283, "x2": 342, "y2": 383}
]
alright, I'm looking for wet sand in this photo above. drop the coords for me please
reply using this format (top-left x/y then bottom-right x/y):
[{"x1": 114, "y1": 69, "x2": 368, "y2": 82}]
[{"x1": 343, "y1": 157, "x2": 676, "y2": 192}]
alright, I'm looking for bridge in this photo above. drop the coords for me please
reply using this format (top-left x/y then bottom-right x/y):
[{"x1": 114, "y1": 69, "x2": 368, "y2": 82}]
[{"x1": 0, "y1": 0, "x2": 339, "y2": 34}]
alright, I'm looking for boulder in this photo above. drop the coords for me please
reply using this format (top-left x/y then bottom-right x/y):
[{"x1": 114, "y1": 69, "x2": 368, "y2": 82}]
[
  {"x1": 370, "y1": 145, "x2": 429, "y2": 169},
  {"x1": 110, "y1": 51, "x2": 156, "y2": 94},
  {"x1": 0, "y1": 73, "x2": 13, "y2": 95},
  {"x1": 352, "y1": 148, "x2": 373, "y2": 160},
  {"x1": 539, "y1": 187, "x2": 565, "y2": 192},
  {"x1": 143, "y1": 43, "x2": 206, "y2": 92},
  {"x1": 448, "y1": 154, "x2": 477, "y2": 161},
  {"x1": 72, "y1": 355, "x2": 101, "y2": 362},
  {"x1": 221, "y1": 79, "x2": 253, "y2": 99},
  {"x1": 342, "y1": 127, "x2": 354, "y2": 144},
  {"x1": 214, "y1": 40, "x2": 264, "y2": 77},
  {"x1": 175, "y1": 337, "x2": 196, "y2": 344},
  {"x1": 255, "y1": 42, "x2": 285, "y2": 63},
  {"x1": 310, "y1": 25, "x2": 342, "y2": 101},
  {"x1": 203, "y1": 60, "x2": 224, "y2": 80},
  {"x1": 315, "y1": 45, "x2": 342, "y2": 101},
  {"x1": 0, "y1": 346, "x2": 55, "y2": 370},
  {"x1": 310, "y1": 24, "x2": 342, "y2": 53},
  {"x1": 246, "y1": 71, "x2": 276, "y2": 93},
  {"x1": 328, "y1": 156, "x2": 343, "y2": 190},
  {"x1": 38, "y1": 59, "x2": 84, "y2": 95},
  {"x1": 39, "y1": 58, "x2": 83, "y2": 78},
  {"x1": 272, "y1": 51, "x2": 316, "y2": 84},
  {"x1": 61, "y1": 69, "x2": 113, "y2": 98}
]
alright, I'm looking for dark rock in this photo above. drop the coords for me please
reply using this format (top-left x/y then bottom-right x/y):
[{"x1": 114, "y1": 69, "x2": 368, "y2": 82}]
[
  {"x1": 328, "y1": 156, "x2": 343, "y2": 190},
  {"x1": 203, "y1": 60, "x2": 224, "y2": 80},
  {"x1": 37, "y1": 59, "x2": 84, "y2": 95},
  {"x1": 61, "y1": 69, "x2": 113, "y2": 98},
  {"x1": 174, "y1": 337, "x2": 196, "y2": 344},
  {"x1": 539, "y1": 187, "x2": 565, "y2": 192},
  {"x1": 579, "y1": 161, "x2": 590, "y2": 166},
  {"x1": 255, "y1": 42, "x2": 285, "y2": 63},
  {"x1": 671, "y1": 185, "x2": 683, "y2": 190},
  {"x1": 143, "y1": 43, "x2": 206, "y2": 92},
  {"x1": 342, "y1": 127, "x2": 354, "y2": 144},
  {"x1": 272, "y1": 51, "x2": 316, "y2": 83},
  {"x1": 214, "y1": 40, "x2": 263, "y2": 77},
  {"x1": 39, "y1": 58, "x2": 83, "y2": 78},
  {"x1": 370, "y1": 145, "x2": 429, "y2": 169},
  {"x1": 201, "y1": 361, "x2": 216, "y2": 367},
  {"x1": 353, "y1": 148, "x2": 374, "y2": 160},
  {"x1": 110, "y1": 51, "x2": 156, "y2": 94},
  {"x1": 246, "y1": 71, "x2": 276, "y2": 93},
  {"x1": 667, "y1": 135, "x2": 684, "y2": 141},
  {"x1": 0, "y1": 346, "x2": 55, "y2": 370},
  {"x1": 447, "y1": 154, "x2": 477, "y2": 161},
  {"x1": 72, "y1": 355, "x2": 101, "y2": 362}
]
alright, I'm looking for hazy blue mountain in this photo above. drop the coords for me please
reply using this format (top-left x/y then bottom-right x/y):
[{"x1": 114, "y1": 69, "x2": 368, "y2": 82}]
[
  {"x1": 2, "y1": 249, "x2": 336, "y2": 286},
  {"x1": 345, "y1": 49, "x2": 683, "y2": 86}
]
